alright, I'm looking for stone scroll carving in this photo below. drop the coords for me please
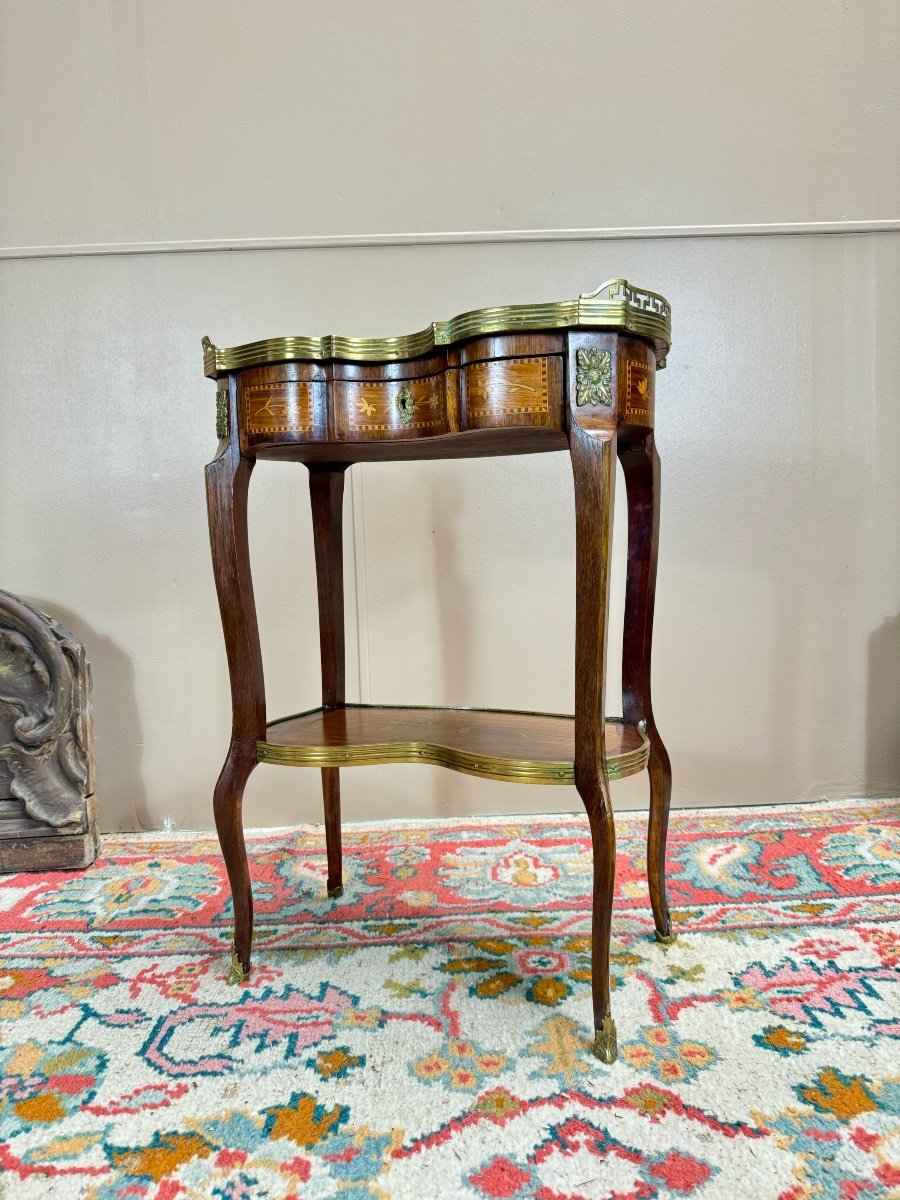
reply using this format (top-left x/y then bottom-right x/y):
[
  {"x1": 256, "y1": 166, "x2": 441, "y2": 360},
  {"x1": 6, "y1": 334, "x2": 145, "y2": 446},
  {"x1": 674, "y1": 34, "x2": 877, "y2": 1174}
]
[{"x1": 0, "y1": 589, "x2": 95, "y2": 828}]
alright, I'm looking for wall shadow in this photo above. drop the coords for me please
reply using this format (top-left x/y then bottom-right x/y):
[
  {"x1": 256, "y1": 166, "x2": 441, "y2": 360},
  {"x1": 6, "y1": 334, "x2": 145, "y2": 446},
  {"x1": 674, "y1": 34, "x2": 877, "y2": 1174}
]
[{"x1": 867, "y1": 609, "x2": 900, "y2": 799}]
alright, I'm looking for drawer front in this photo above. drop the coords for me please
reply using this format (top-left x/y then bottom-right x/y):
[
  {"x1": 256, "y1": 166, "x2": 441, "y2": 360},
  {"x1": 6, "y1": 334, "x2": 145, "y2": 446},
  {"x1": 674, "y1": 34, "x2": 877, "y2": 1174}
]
[
  {"x1": 334, "y1": 375, "x2": 452, "y2": 441},
  {"x1": 228, "y1": 349, "x2": 578, "y2": 450},
  {"x1": 461, "y1": 356, "x2": 563, "y2": 430},
  {"x1": 238, "y1": 365, "x2": 328, "y2": 448}
]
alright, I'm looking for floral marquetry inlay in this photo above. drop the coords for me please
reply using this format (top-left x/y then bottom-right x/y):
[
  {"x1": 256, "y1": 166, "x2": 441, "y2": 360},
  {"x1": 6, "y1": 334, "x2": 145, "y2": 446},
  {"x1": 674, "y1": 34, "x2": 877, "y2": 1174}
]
[
  {"x1": 338, "y1": 378, "x2": 447, "y2": 438},
  {"x1": 243, "y1": 382, "x2": 314, "y2": 434},
  {"x1": 575, "y1": 348, "x2": 612, "y2": 407},
  {"x1": 625, "y1": 360, "x2": 655, "y2": 426},
  {"x1": 464, "y1": 358, "x2": 551, "y2": 426}
]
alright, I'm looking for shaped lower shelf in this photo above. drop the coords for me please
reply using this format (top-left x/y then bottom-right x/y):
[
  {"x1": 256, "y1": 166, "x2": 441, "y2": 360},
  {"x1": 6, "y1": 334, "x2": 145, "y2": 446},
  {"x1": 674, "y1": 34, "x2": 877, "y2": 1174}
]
[{"x1": 258, "y1": 704, "x2": 649, "y2": 784}]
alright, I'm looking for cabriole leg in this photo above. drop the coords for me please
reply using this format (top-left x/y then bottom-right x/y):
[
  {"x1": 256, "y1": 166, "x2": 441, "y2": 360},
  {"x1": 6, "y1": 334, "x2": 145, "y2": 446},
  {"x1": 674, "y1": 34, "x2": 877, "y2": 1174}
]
[
  {"x1": 569, "y1": 421, "x2": 619, "y2": 1062},
  {"x1": 206, "y1": 399, "x2": 266, "y2": 982},
  {"x1": 214, "y1": 753, "x2": 255, "y2": 981},
  {"x1": 618, "y1": 429, "x2": 674, "y2": 944},
  {"x1": 309, "y1": 465, "x2": 349, "y2": 899}
]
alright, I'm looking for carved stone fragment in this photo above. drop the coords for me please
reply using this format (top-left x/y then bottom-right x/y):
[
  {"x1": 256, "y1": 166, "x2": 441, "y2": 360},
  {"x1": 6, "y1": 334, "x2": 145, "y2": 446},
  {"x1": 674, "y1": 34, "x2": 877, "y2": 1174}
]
[{"x1": 0, "y1": 589, "x2": 98, "y2": 871}]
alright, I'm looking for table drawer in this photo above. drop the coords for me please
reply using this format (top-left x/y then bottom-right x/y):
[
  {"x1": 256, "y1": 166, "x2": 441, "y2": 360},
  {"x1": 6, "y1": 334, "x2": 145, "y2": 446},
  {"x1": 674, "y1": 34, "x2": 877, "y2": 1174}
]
[
  {"x1": 334, "y1": 374, "x2": 453, "y2": 441},
  {"x1": 461, "y1": 355, "x2": 563, "y2": 430}
]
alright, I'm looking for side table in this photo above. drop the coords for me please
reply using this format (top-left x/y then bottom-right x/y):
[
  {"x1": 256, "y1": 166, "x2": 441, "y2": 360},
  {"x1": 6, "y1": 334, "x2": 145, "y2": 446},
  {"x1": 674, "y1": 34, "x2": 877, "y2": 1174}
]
[{"x1": 202, "y1": 278, "x2": 673, "y2": 1063}]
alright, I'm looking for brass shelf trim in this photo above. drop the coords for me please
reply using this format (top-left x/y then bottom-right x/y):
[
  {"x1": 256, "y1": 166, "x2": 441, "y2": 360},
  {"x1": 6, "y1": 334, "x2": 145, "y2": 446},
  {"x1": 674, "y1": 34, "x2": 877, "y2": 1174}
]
[
  {"x1": 202, "y1": 278, "x2": 671, "y2": 377},
  {"x1": 256, "y1": 703, "x2": 650, "y2": 785}
]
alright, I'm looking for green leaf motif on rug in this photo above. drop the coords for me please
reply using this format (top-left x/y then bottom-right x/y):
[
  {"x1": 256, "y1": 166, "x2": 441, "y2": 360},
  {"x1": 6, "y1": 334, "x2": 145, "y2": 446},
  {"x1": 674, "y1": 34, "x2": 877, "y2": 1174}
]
[
  {"x1": 663, "y1": 963, "x2": 706, "y2": 983},
  {"x1": 387, "y1": 944, "x2": 428, "y2": 963},
  {"x1": 383, "y1": 977, "x2": 429, "y2": 999}
]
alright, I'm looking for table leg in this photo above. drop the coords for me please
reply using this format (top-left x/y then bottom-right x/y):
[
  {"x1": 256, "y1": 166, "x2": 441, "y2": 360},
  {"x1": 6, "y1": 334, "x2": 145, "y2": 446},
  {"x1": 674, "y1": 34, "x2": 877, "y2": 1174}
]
[
  {"x1": 618, "y1": 430, "x2": 674, "y2": 945},
  {"x1": 206, "y1": 422, "x2": 266, "y2": 983},
  {"x1": 569, "y1": 422, "x2": 618, "y2": 1062},
  {"x1": 309, "y1": 465, "x2": 348, "y2": 899}
]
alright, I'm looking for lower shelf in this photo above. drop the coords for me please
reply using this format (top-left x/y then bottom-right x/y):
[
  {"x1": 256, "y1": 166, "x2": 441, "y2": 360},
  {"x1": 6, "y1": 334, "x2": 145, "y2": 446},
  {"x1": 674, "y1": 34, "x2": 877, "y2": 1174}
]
[{"x1": 258, "y1": 704, "x2": 649, "y2": 784}]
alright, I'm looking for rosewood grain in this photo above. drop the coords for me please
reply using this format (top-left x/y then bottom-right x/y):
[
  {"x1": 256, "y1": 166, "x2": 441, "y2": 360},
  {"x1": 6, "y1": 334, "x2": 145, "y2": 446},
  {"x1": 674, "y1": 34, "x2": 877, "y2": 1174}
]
[
  {"x1": 255, "y1": 426, "x2": 568, "y2": 463},
  {"x1": 205, "y1": 377, "x2": 265, "y2": 977},
  {"x1": 262, "y1": 705, "x2": 646, "y2": 779},
  {"x1": 451, "y1": 332, "x2": 566, "y2": 365},
  {"x1": 309, "y1": 465, "x2": 348, "y2": 897},
  {"x1": 567, "y1": 355, "x2": 619, "y2": 1058},
  {"x1": 618, "y1": 427, "x2": 672, "y2": 940}
]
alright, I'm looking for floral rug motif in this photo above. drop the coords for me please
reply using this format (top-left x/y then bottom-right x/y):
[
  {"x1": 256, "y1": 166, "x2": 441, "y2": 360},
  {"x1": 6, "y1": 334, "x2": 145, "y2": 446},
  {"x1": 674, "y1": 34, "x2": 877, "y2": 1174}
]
[{"x1": 0, "y1": 797, "x2": 897, "y2": 1199}]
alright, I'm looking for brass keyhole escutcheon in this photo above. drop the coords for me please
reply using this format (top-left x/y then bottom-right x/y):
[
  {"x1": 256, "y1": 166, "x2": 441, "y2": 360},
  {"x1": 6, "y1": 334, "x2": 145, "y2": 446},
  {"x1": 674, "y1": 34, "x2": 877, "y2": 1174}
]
[{"x1": 395, "y1": 384, "x2": 416, "y2": 426}]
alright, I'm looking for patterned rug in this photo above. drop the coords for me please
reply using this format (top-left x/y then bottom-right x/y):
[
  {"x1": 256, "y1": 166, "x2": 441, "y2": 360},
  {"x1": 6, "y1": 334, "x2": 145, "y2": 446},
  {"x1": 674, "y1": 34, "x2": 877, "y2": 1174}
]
[{"x1": 0, "y1": 797, "x2": 897, "y2": 1199}]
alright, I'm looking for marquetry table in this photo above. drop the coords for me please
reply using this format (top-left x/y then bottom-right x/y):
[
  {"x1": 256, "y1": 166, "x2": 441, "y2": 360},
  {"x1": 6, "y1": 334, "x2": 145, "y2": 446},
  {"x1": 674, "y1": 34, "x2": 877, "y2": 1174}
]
[{"x1": 202, "y1": 279, "x2": 673, "y2": 1063}]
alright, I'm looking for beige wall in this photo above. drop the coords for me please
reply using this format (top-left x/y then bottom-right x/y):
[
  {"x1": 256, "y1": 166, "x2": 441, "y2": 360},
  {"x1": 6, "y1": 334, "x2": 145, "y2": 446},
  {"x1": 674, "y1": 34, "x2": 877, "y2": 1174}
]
[{"x1": 1, "y1": 1, "x2": 898, "y2": 832}]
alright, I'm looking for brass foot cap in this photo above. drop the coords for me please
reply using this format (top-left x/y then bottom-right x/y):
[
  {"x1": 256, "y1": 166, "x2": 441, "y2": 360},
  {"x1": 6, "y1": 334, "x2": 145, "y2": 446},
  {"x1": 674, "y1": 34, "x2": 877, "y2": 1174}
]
[
  {"x1": 327, "y1": 883, "x2": 344, "y2": 899},
  {"x1": 226, "y1": 942, "x2": 250, "y2": 986},
  {"x1": 593, "y1": 1015, "x2": 618, "y2": 1064},
  {"x1": 654, "y1": 927, "x2": 677, "y2": 946}
]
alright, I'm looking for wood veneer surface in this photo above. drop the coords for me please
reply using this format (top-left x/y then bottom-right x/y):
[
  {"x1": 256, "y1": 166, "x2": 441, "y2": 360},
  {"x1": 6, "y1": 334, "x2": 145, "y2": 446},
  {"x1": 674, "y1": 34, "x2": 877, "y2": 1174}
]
[{"x1": 265, "y1": 705, "x2": 642, "y2": 765}]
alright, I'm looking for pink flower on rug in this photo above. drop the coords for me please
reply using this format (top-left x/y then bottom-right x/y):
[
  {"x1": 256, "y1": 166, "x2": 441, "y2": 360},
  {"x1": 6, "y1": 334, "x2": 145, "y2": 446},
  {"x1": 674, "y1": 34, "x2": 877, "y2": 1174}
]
[
  {"x1": 648, "y1": 1150, "x2": 713, "y2": 1191},
  {"x1": 620, "y1": 1025, "x2": 717, "y2": 1082},
  {"x1": 215, "y1": 1148, "x2": 247, "y2": 1168},
  {"x1": 279, "y1": 1153, "x2": 312, "y2": 1180},
  {"x1": 413, "y1": 1037, "x2": 507, "y2": 1091},
  {"x1": 790, "y1": 936, "x2": 858, "y2": 960},
  {"x1": 469, "y1": 1156, "x2": 533, "y2": 1197},
  {"x1": 513, "y1": 948, "x2": 569, "y2": 976}
]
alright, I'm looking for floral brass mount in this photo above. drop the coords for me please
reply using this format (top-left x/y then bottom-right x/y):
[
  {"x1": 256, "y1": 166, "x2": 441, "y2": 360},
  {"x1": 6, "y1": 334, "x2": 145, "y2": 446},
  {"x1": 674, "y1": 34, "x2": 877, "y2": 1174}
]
[
  {"x1": 215, "y1": 389, "x2": 229, "y2": 438},
  {"x1": 575, "y1": 348, "x2": 612, "y2": 407}
]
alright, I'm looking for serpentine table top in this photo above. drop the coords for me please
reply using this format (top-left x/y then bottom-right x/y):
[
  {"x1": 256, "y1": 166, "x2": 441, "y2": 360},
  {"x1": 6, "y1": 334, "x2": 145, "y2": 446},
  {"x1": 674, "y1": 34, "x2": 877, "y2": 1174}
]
[{"x1": 202, "y1": 278, "x2": 671, "y2": 462}]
